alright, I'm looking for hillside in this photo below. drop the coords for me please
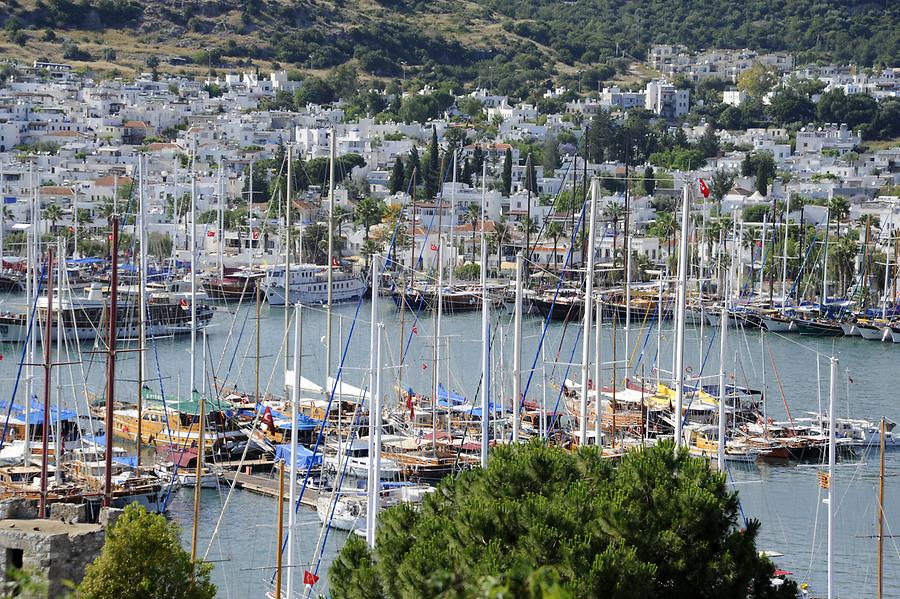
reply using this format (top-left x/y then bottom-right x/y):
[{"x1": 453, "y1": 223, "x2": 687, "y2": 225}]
[{"x1": 1, "y1": 0, "x2": 897, "y2": 97}]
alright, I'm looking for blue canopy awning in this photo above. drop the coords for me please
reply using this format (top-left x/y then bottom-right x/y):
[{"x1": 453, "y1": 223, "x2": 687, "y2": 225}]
[{"x1": 275, "y1": 444, "x2": 322, "y2": 469}]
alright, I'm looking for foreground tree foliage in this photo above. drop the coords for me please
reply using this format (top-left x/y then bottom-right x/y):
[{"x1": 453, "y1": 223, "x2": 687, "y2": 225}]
[
  {"x1": 79, "y1": 504, "x2": 216, "y2": 599},
  {"x1": 331, "y1": 441, "x2": 795, "y2": 599}
]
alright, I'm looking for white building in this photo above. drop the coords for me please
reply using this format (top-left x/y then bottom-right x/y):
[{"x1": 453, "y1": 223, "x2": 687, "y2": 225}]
[{"x1": 645, "y1": 80, "x2": 690, "y2": 119}]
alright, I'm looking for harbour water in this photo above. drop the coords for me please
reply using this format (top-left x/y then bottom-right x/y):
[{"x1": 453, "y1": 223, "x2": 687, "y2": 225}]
[{"x1": 0, "y1": 291, "x2": 897, "y2": 597}]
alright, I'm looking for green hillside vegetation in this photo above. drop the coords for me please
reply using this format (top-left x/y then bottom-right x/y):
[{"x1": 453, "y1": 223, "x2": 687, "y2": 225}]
[{"x1": 0, "y1": 0, "x2": 896, "y2": 100}]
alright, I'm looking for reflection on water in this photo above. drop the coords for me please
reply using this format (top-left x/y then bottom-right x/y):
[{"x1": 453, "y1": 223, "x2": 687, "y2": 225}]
[{"x1": 1, "y1": 294, "x2": 897, "y2": 597}]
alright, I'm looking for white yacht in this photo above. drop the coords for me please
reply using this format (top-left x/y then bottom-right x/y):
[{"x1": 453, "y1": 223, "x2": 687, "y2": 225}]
[{"x1": 263, "y1": 264, "x2": 366, "y2": 306}]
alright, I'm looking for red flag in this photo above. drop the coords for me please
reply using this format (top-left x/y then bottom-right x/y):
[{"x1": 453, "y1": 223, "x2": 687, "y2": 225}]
[
  {"x1": 303, "y1": 570, "x2": 319, "y2": 586},
  {"x1": 107, "y1": 233, "x2": 113, "y2": 240},
  {"x1": 179, "y1": 298, "x2": 189, "y2": 310},
  {"x1": 698, "y1": 178, "x2": 710, "y2": 198},
  {"x1": 252, "y1": 230, "x2": 260, "y2": 240},
  {"x1": 430, "y1": 243, "x2": 438, "y2": 251},
  {"x1": 412, "y1": 325, "x2": 418, "y2": 335},
  {"x1": 207, "y1": 230, "x2": 216, "y2": 237},
  {"x1": 0, "y1": 355, "x2": 4, "y2": 361},
  {"x1": 421, "y1": 363, "x2": 427, "y2": 370},
  {"x1": 260, "y1": 406, "x2": 274, "y2": 431},
  {"x1": 406, "y1": 395, "x2": 415, "y2": 420},
  {"x1": 68, "y1": 226, "x2": 75, "y2": 233},
  {"x1": 331, "y1": 257, "x2": 340, "y2": 267}
]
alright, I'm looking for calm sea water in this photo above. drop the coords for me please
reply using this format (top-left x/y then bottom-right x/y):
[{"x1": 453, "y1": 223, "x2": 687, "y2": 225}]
[{"x1": 0, "y1": 290, "x2": 896, "y2": 598}]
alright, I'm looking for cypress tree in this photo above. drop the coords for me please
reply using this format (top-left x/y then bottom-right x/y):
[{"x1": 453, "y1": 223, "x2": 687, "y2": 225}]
[
  {"x1": 644, "y1": 165, "x2": 656, "y2": 196},
  {"x1": 388, "y1": 156, "x2": 405, "y2": 194},
  {"x1": 460, "y1": 157, "x2": 473, "y2": 187},
  {"x1": 472, "y1": 145, "x2": 484, "y2": 175},
  {"x1": 423, "y1": 125, "x2": 440, "y2": 199},
  {"x1": 502, "y1": 148, "x2": 512, "y2": 197},
  {"x1": 756, "y1": 162, "x2": 768, "y2": 196},
  {"x1": 406, "y1": 146, "x2": 420, "y2": 192}
]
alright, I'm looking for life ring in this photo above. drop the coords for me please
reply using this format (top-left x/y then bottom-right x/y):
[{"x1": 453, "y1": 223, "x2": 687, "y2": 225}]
[{"x1": 685, "y1": 366, "x2": 693, "y2": 374}]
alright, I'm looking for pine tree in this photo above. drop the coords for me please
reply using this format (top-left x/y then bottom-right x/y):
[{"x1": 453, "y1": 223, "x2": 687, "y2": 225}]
[
  {"x1": 501, "y1": 148, "x2": 512, "y2": 197},
  {"x1": 423, "y1": 125, "x2": 440, "y2": 199},
  {"x1": 388, "y1": 156, "x2": 405, "y2": 194}
]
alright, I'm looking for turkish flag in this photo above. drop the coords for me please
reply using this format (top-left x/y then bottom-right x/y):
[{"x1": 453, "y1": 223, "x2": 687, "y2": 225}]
[
  {"x1": 252, "y1": 230, "x2": 260, "y2": 240},
  {"x1": 207, "y1": 230, "x2": 215, "y2": 237},
  {"x1": 260, "y1": 406, "x2": 274, "y2": 431},
  {"x1": 698, "y1": 178, "x2": 710, "y2": 198},
  {"x1": 331, "y1": 257, "x2": 340, "y2": 267},
  {"x1": 412, "y1": 325, "x2": 418, "y2": 335},
  {"x1": 179, "y1": 298, "x2": 189, "y2": 310},
  {"x1": 303, "y1": 570, "x2": 319, "y2": 586}
]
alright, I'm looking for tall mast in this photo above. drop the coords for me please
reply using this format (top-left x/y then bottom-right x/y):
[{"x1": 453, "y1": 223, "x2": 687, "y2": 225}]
[
  {"x1": 480, "y1": 160, "x2": 490, "y2": 468},
  {"x1": 366, "y1": 255, "x2": 380, "y2": 548},
  {"x1": 189, "y1": 166, "x2": 198, "y2": 402},
  {"x1": 432, "y1": 159, "x2": 444, "y2": 456},
  {"x1": 781, "y1": 193, "x2": 791, "y2": 308},
  {"x1": 39, "y1": 248, "x2": 53, "y2": 518},
  {"x1": 826, "y1": 356, "x2": 837, "y2": 599},
  {"x1": 877, "y1": 416, "x2": 885, "y2": 599},
  {"x1": 137, "y1": 154, "x2": 147, "y2": 467},
  {"x1": 579, "y1": 178, "x2": 597, "y2": 445},
  {"x1": 24, "y1": 164, "x2": 33, "y2": 466},
  {"x1": 287, "y1": 301, "x2": 302, "y2": 596},
  {"x1": 103, "y1": 217, "x2": 119, "y2": 507},
  {"x1": 274, "y1": 461, "x2": 285, "y2": 599},
  {"x1": 525, "y1": 153, "x2": 532, "y2": 267},
  {"x1": 284, "y1": 146, "x2": 292, "y2": 374},
  {"x1": 821, "y1": 207, "x2": 830, "y2": 314},
  {"x1": 0, "y1": 160, "x2": 4, "y2": 263},
  {"x1": 511, "y1": 252, "x2": 523, "y2": 443},
  {"x1": 673, "y1": 183, "x2": 691, "y2": 448},
  {"x1": 623, "y1": 148, "x2": 631, "y2": 378},
  {"x1": 190, "y1": 160, "x2": 204, "y2": 563},
  {"x1": 217, "y1": 160, "x2": 225, "y2": 279},
  {"x1": 54, "y1": 239, "x2": 63, "y2": 480},
  {"x1": 716, "y1": 274, "x2": 729, "y2": 471},
  {"x1": 449, "y1": 151, "x2": 456, "y2": 288},
  {"x1": 325, "y1": 129, "x2": 335, "y2": 391}
]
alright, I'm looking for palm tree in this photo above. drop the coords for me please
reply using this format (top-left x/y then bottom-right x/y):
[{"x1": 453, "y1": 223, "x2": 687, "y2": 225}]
[
  {"x1": 490, "y1": 217, "x2": 511, "y2": 270},
  {"x1": 354, "y1": 196, "x2": 385, "y2": 241},
  {"x1": 857, "y1": 214, "x2": 881, "y2": 298},
  {"x1": 43, "y1": 204, "x2": 63, "y2": 234},
  {"x1": 517, "y1": 216, "x2": 537, "y2": 259},
  {"x1": 360, "y1": 238, "x2": 382, "y2": 271},
  {"x1": 828, "y1": 197, "x2": 850, "y2": 238},
  {"x1": 603, "y1": 203, "x2": 626, "y2": 267},
  {"x1": 650, "y1": 212, "x2": 677, "y2": 268},
  {"x1": 545, "y1": 221, "x2": 564, "y2": 270},
  {"x1": 830, "y1": 237, "x2": 858, "y2": 296},
  {"x1": 332, "y1": 205, "x2": 353, "y2": 240},
  {"x1": 466, "y1": 202, "x2": 480, "y2": 264}
]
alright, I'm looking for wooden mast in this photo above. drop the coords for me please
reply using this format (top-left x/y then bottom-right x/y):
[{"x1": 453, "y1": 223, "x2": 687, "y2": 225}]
[
  {"x1": 38, "y1": 248, "x2": 53, "y2": 517},
  {"x1": 103, "y1": 218, "x2": 119, "y2": 508}
]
